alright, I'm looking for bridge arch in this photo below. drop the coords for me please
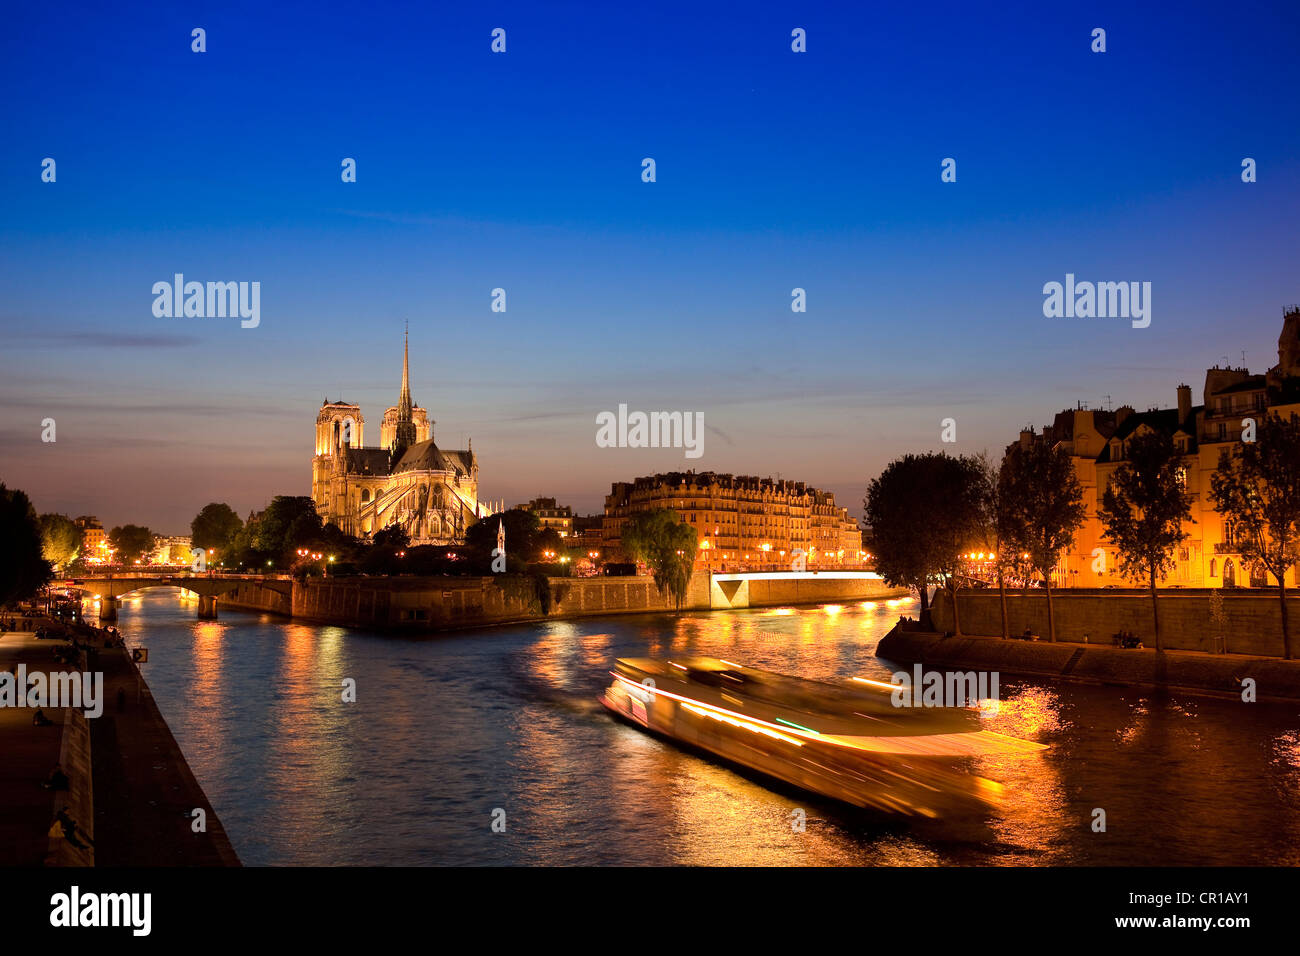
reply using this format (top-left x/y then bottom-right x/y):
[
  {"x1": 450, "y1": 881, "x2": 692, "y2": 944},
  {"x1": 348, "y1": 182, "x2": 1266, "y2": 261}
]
[{"x1": 55, "y1": 574, "x2": 291, "y2": 621}]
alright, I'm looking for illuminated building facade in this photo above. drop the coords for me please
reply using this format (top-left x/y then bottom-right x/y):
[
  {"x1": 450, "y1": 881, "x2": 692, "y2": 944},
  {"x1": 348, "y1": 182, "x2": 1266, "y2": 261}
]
[
  {"x1": 513, "y1": 497, "x2": 574, "y2": 537},
  {"x1": 603, "y1": 471, "x2": 864, "y2": 570},
  {"x1": 74, "y1": 516, "x2": 108, "y2": 564},
  {"x1": 311, "y1": 334, "x2": 490, "y2": 544},
  {"x1": 1016, "y1": 308, "x2": 1300, "y2": 588}
]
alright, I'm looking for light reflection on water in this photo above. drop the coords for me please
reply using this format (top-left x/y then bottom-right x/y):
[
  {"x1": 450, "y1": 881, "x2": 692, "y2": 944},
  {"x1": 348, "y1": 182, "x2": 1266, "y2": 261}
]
[{"x1": 114, "y1": 588, "x2": 1300, "y2": 866}]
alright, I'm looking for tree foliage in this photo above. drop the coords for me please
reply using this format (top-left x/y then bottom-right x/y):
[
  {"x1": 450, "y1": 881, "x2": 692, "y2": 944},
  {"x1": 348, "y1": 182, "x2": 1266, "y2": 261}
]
[
  {"x1": 38, "y1": 513, "x2": 80, "y2": 569},
  {"x1": 620, "y1": 508, "x2": 697, "y2": 609},
  {"x1": 865, "y1": 453, "x2": 983, "y2": 625},
  {"x1": 191, "y1": 502, "x2": 243, "y2": 553},
  {"x1": 1210, "y1": 413, "x2": 1300, "y2": 659},
  {"x1": 998, "y1": 439, "x2": 1086, "y2": 641},
  {"x1": 1098, "y1": 429, "x2": 1193, "y2": 651},
  {"x1": 465, "y1": 509, "x2": 541, "y2": 573},
  {"x1": 108, "y1": 524, "x2": 154, "y2": 564},
  {"x1": 0, "y1": 484, "x2": 52, "y2": 605},
  {"x1": 254, "y1": 496, "x2": 322, "y2": 557},
  {"x1": 972, "y1": 451, "x2": 1013, "y2": 638}
]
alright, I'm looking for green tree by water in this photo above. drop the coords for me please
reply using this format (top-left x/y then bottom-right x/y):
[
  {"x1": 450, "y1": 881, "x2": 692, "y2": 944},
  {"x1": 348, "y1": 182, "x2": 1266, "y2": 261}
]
[
  {"x1": 108, "y1": 524, "x2": 154, "y2": 565},
  {"x1": 865, "y1": 453, "x2": 984, "y2": 634},
  {"x1": 998, "y1": 439, "x2": 1086, "y2": 642},
  {"x1": 1210, "y1": 413, "x2": 1300, "y2": 659},
  {"x1": 191, "y1": 502, "x2": 243, "y2": 555},
  {"x1": 254, "y1": 496, "x2": 322, "y2": 558},
  {"x1": 38, "y1": 513, "x2": 80, "y2": 570},
  {"x1": 1, "y1": 484, "x2": 52, "y2": 605},
  {"x1": 621, "y1": 509, "x2": 697, "y2": 609},
  {"x1": 973, "y1": 451, "x2": 1013, "y2": 639},
  {"x1": 1098, "y1": 429, "x2": 1194, "y2": 652}
]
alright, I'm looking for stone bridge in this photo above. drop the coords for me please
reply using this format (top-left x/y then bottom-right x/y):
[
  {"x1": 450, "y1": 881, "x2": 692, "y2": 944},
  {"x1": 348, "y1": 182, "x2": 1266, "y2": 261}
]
[{"x1": 56, "y1": 573, "x2": 293, "y2": 620}]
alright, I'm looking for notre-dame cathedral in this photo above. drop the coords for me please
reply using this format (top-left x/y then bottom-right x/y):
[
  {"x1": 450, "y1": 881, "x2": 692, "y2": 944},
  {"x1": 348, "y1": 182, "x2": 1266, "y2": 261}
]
[{"x1": 311, "y1": 333, "x2": 495, "y2": 544}]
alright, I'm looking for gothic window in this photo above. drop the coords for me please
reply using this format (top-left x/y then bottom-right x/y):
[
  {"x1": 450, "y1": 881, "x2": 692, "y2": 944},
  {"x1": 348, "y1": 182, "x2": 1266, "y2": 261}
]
[
  {"x1": 1209, "y1": 559, "x2": 1217, "y2": 577},
  {"x1": 360, "y1": 489, "x2": 370, "y2": 503}
]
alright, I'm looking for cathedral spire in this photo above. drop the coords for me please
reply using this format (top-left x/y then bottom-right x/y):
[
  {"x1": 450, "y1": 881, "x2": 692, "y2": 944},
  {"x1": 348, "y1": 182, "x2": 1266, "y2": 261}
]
[
  {"x1": 399, "y1": 322, "x2": 413, "y2": 415},
  {"x1": 392, "y1": 324, "x2": 417, "y2": 458}
]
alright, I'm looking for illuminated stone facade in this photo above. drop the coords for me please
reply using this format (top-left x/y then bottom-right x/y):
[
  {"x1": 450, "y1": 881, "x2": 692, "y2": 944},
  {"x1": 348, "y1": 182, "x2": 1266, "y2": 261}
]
[
  {"x1": 1017, "y1": 308, "x2": 1300, "y2": 589},
  {"x1": 311, "y1": 335, "x2": 487, "y2": 545},
  {"x1": 603, "y1": 471, "x2": 864, "y2": 571}
]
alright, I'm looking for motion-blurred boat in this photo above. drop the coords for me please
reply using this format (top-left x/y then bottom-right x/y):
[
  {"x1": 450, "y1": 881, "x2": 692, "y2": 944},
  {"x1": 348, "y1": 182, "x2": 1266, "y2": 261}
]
[{"x1": 601, "y1": 657, "x2": 1045, "y2": 818}]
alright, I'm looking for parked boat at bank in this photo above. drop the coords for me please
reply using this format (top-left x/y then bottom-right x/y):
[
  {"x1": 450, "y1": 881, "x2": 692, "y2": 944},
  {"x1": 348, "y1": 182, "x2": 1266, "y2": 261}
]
[{"x1": 601, "y1": 657, "x2": 1045, "y2": 818}]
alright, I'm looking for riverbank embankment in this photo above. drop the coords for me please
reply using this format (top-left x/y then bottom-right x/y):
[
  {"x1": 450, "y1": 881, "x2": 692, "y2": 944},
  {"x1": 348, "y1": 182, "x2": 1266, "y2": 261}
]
[
  {"x1": 930, "y1": 587, "x2": 1300, "y2": 657},
  {"x1": 222, "y1": 572, "x2": 908, "y2": 631},
  {"x1": 877, "y1": 624, "x2": 1300, "y2": 702},
  {"x1": 0, "y1": 612, "x2": 239, "y2": 866}
]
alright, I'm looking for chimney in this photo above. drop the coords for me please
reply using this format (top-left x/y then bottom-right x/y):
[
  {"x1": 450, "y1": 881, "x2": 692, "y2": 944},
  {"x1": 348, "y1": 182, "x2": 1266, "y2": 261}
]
[
  {"x1": 1177, "y1": 384, "x2": 1191, "y2": 425},
  {"x1": 1115, "y1": 405, "x2": 1134, "y2": 427}
]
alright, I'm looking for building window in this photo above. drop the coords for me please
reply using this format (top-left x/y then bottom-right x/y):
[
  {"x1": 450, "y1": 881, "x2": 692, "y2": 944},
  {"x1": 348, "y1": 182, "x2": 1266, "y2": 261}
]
[{"x1": 1209, "y1": 559, "x2": 1217, "y2": 578}]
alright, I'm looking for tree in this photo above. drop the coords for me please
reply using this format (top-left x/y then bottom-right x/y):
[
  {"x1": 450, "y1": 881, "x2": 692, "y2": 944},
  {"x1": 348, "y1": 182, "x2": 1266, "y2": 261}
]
[
  {"x1": 1209, "y1": 413, "x2": 1300, "y2": 659},
  {"x1": 108, "y1": 524, "x2": 154, "y2": 565},
  {"x1": 1098, "y1": 430, "x2": 1194, "y2": 651},
  {"x1": 865, "y1": 453, "x2": 983, "y2": 630},
  {"x1": 0, "y1": 484, "x2": 52, "y2": 605},
  {"x1": 465, "y1": 509, "x2": 541, "y2": 573},
  {"x1": 620, "y1": 508, "x2": 697, "y2": 609},
  {"x1": 535, "y1": 527, "x2": 564, "y2": 561},
  {"x1": 371, "y1": 525, "x2": 410, "y2": 549},
  {"x1": 999, "y1": 439, "x2": 1086, "y2": 642},
  {"x1": 973, "y1": 451, "x2": 1012, "y2": 639},
  {"x1": 38, "y1": 513, "x2": 80, "y2": 570},
  {"x1": 191, "y1": 502, "x2": 243, "y2": 554},
  {"x1": 254, "y1": 496, "x2": 322, "y2": 557},
  {"x1": 865, "y1": 455, "x2": 939, "y2": 622},
  {"x1": 925, "y1": 455, "x2": 985, "y2": 636}
]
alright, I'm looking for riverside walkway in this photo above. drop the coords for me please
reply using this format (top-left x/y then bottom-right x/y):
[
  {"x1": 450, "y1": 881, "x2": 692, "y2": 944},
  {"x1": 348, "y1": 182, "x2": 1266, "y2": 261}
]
[
  {"x1": 0, "y1": 623, "x2": 78, "y2": 866},
  {"x1": 0, "y1": 610, "x2": 239, "y2": 867}
]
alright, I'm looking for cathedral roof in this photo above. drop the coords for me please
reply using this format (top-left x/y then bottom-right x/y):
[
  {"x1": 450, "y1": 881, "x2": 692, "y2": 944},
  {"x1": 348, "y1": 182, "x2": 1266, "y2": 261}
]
[
  {"x1": 342, "y1": 447, "x2": 391, "y2": 475},
  {"x1": 393, "y1": 439, "x2": 473, "y2": 476}
]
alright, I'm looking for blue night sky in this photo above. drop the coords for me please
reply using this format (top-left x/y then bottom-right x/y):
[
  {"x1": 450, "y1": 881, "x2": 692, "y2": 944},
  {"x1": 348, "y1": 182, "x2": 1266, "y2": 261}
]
[{"x1": 2, "y1": 0, "x2": 1298, "y2": 531}]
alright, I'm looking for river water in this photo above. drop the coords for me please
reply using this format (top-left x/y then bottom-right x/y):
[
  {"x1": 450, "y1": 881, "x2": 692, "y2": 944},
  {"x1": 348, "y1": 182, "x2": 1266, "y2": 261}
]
[{"x1": 108, "y1": 588, "x2": 1300, "y2": 866}]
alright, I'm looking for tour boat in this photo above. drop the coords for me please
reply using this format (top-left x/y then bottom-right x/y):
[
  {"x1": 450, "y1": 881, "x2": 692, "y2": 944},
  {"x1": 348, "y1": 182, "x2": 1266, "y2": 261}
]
[{"x1": 601, "y1": 657, "x2": 1045, "y2": 818}]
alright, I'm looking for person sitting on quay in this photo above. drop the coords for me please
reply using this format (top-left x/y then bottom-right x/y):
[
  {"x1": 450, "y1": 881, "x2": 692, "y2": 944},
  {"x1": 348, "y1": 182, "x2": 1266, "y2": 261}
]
[
  {"x1": 42, "y1": 765, "x2": 70, "y2": 791},
  {"x1": 51, "y1": 807, "x2": 93, "y2": 850}
]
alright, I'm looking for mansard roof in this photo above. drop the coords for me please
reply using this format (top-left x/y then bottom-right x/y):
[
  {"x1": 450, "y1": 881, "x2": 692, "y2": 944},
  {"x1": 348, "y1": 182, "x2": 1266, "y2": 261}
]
[
  {"x1": 1096, "y1": 407, "x2": 1201, "y2": 462},
  {"x1": 1213, "y1": 375, "x2": 1268, "y2": 396}
]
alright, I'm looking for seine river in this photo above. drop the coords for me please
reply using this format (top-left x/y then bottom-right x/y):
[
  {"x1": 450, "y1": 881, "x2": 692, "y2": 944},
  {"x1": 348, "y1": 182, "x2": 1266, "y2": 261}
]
[{"x1": 110, "y1": 588, "x2": 1300, "y2": 866}]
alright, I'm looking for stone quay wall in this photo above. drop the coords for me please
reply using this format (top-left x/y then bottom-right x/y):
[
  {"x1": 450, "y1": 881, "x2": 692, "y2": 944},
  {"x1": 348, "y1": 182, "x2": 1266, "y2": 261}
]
[
  {"x1": 226, "y1": 573, "x2": 908, "y2": 631},
  {"x1": 930, "y1": 588, "x2": 1298, "y2": 658},
  {"x1": 877, "y1": 626, "x2": 1300, "y2": 702}
]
